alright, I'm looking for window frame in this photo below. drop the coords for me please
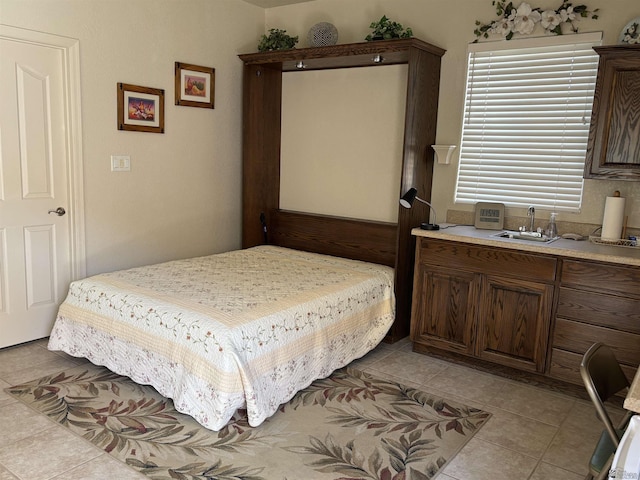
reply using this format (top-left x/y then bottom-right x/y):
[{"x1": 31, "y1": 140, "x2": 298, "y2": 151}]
[{"x1": 455, "y1": 32, "x2": 603, "y2": 212}]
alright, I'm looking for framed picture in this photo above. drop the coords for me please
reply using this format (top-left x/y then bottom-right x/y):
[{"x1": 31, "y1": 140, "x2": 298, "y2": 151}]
[
  {"x1": 117, "y1": 83, "x2": 165, "y2": 133},
  {"x1": 175, "y1": 62, "x2": 215, "y2": 109}
]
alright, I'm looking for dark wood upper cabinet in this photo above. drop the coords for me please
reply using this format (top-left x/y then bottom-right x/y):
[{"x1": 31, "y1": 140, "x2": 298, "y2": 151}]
[{"x1": 584, "y1": 44, "x2": 640, "y2": 180}]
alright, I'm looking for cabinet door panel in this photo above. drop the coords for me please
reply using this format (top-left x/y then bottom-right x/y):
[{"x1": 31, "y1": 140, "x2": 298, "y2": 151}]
[
  {"x1": 605, "y1": 69, "x2": 640, "y2": 165},
  {"x1": 410, "y1": 264, "x2": 478, "y2": 355},
  {"x1": 478, "y1": 276, "x2": 552, "y2": 372},
  {"x1": 585, "y1": 45, "x2": 640, "y2": 180}
]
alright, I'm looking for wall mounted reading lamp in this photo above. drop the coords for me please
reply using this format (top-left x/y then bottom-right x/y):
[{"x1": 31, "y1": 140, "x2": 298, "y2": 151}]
[{"x1": 399, "y1": 187, "x2": 440, "y2": 230}]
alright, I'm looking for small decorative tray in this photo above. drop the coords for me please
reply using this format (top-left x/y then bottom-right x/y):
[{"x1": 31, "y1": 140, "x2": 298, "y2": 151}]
[{"x1": 589, "y1": 236, "x2": 637, "y2": 248}]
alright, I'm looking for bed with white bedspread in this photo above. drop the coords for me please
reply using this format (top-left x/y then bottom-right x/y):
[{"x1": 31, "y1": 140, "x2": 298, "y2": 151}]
[{"x1": 48, "y1": 245, "x2": 395, "y2": 430}]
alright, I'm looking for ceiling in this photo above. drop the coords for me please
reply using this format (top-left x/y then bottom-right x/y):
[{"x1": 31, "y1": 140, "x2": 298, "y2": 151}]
[{"x1": 243, "y1": 0, "x2": 315, "y2": 8}]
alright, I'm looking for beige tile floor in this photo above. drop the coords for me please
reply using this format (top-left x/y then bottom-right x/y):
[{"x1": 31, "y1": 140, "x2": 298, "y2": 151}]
[{"x1": 0, "y1": 337, "x2": 624, "y2": 480}]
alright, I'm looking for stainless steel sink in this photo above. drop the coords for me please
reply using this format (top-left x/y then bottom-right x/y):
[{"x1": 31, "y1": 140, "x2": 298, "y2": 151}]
[{"x1": 491, "y1": 231, "x2": 559, "y2": 244}]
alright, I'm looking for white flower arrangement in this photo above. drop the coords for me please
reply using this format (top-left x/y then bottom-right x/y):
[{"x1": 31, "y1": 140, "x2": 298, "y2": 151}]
[
  {"x1": 621, "y1": 21, "x2": 639, "y2": 44},
  {"x1": 474, "y1": 1, "x2": 599, "y2": 41}
]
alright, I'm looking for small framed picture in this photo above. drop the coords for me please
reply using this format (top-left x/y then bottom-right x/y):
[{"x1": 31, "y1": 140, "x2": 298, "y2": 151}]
[
  {"x1": 117, "y1": 83, "x2": 165, "y2": 133},
  {"x1": 175, "y1": 62, "x2": 215, "y2": 109}
]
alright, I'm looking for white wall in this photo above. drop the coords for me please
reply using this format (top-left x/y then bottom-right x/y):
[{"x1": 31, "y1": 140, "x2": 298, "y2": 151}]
[
  {"x1": 280, "y1": 65, "x2": 406, "y2": 223},
  {"x1": 1, "y1": 0, "x2": 265, "y2": 275},
  {"x1": 266, "y1": 0, "x2": 640, "y2": 230}
]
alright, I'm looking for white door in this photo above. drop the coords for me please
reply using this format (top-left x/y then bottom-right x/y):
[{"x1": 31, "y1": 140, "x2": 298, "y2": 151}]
[{"x1": 0, "y1": 27, "x2": 85, "y2": 348}]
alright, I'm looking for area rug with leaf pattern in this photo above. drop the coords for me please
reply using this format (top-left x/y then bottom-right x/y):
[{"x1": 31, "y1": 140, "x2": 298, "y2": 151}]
[{"x1": 6, "y1": 363, "x2": 491, "y2": 480}]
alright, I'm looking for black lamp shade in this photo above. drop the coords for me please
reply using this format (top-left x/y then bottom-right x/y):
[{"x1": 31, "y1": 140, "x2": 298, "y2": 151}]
[
  {"x1": 399, "y1": 187, "x2": 439, "y2": 230},
  {"x1": 399, "y1": 188, "x2": 418, "y2": 208}
]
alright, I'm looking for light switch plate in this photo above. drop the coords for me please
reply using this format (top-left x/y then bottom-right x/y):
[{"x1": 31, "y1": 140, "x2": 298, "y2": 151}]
[{"x1": 111, "y1": 155, "x2": 130, "y2": 172}]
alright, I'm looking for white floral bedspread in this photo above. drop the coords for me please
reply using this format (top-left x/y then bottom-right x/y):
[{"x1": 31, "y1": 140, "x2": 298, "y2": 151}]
[{"x1": 48, "y1": 246, "x2": 395, "y2": 430}]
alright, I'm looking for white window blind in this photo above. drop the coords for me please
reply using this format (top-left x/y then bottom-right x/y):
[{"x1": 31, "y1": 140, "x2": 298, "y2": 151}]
[{"x1": 455, "y1": 33, "x2": 602, "y2": 211}]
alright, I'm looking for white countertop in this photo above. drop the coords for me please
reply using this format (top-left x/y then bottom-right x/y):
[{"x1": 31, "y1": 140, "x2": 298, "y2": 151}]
[
  {"x1": 412, "y1": 225, "x2": 640, "y2": 267},
  {"x1": 626, "y1": 367, "x2": 640, "y2": 414}
]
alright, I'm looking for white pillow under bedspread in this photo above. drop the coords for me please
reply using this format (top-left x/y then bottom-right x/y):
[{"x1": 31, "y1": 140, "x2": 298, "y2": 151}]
[{"x1": 48, "y1": 245, "x2": 395, "y2": 430}]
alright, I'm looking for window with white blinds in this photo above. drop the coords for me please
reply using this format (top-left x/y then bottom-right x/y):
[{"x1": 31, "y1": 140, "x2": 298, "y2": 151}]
[{"x1": 455, "y1": 33, "x2": 602, "y2": 211}]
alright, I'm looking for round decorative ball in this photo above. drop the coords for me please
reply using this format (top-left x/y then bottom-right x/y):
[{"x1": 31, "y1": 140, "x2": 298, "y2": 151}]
[{"x1": 307, "y1": 22, "x2": 338, "y2": 47}]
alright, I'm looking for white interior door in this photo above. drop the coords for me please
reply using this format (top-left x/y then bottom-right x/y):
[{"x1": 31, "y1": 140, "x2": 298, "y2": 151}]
[{"x1": 0, "y1": 30, "x2": 81, "y2": 348}]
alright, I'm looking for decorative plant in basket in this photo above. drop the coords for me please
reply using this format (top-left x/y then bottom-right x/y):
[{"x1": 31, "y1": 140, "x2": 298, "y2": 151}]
[
  {"x1": 365, "y1": 15, "x2": 413, "y2": 41},
  {"x1": 257, "y1": 29, "x2": 299, "y2": 52}
]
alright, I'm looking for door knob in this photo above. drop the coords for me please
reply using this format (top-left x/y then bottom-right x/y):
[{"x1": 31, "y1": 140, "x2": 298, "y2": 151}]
[{"x1": 48, "y1": 207, "x2": 66, "y2": 216}]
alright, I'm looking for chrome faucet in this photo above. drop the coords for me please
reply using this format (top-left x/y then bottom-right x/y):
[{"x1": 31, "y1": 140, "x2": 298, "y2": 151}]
[{"x1": 527, "y1": 206, "x2": 535, "y2": 232}]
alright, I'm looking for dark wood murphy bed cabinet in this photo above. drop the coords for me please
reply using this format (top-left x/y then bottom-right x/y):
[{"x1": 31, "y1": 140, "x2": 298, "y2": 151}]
[
  {"x1": 239, "y1": 39, "x2": 445, "y2": 342},
  {"x1": 411, "y1": 236, "x2": 640, "y2": 388}
]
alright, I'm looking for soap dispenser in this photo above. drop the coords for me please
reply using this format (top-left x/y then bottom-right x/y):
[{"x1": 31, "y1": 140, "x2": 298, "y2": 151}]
[{"x1": 546, "y1": 213, "x2": 558, "y2": 239}]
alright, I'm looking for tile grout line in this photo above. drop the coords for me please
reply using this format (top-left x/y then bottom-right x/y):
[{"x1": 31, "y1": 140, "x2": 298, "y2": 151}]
[{"x1": 526, "y1": 396, "x2": 584, "y2": 479}]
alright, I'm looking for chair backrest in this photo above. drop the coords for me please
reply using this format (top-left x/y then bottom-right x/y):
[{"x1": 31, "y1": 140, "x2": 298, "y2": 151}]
[{"x1": 580, "y1": 342, "x2": 631, "y2": 448}]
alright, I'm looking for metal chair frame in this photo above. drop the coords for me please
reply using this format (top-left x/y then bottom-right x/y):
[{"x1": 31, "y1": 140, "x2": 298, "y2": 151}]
[{"x1": 580, "y1": 342, "x2": 634, "y2": 480}]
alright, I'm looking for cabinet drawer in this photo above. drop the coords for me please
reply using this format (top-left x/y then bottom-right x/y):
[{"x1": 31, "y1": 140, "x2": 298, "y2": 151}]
[
  {"x1": 548, "y1": 348, "x2": 583, "y2": 385},
  {"x1": 553, "y1": 318, "x2": 640, "y2": 367},
  {"x1": 417, "y1": 238, "x2": 557, "y2": 283},
  {"x1": 561, "y1": 259, "x2": 640, "y2": 297},
  {"x1": 549, "y1": 348, "x2": 637, "y2": 386},
  {"x1": 557, "y1": 287, "x2": 640, "y2": 333}
]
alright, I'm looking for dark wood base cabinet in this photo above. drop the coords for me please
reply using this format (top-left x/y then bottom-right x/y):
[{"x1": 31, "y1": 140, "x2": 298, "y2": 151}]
[
  {"x1": 410, "y1": 238, "x2": 556, "y2": 373},
  {"x1": 411, "y1": 236, "x2": 640, "y2": 388}
]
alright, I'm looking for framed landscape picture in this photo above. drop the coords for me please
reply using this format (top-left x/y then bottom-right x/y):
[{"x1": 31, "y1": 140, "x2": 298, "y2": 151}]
[
  {"x1": 117, "y1": 83, "x2": 165, "y2": 133},
  {"x1": 175, "y1": 62, "x2": 215, "y2": 109}
]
